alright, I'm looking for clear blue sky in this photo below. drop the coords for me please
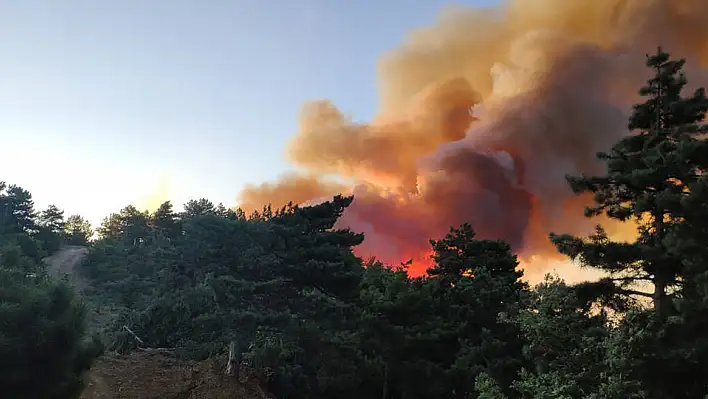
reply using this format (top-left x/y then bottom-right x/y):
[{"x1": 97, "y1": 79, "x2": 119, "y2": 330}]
[{"x1": 0, "y1": 0, "x2": 496, "y2": 226}]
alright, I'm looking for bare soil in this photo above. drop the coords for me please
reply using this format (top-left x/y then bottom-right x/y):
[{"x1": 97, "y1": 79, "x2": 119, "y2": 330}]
[
  {"x1": 43, "y1": 245, "x2": 89, "y2": 290},
  {"x1": 80, "y1": 351, "x2": 272, "y2": 399}
]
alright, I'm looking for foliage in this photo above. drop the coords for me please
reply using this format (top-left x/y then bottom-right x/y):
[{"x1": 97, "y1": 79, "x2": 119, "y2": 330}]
[
  {"x1": 512, "y1": 276, "x2": 608, "y2": 398},
  {"x1": 80, "y1": 197, "x2": 532, "y2": 398},
  {"x1": 64, "y1": 215, "x2": 93, "y2": 246},
  {"x1": 36, "y1": 204, "x2": 66, "y2": 254},
  {"x1": 0, "y1": 186, "x2": 102, "y2": 399},
  {"x1": 475, "y1": 372, "x2": 508, "y2": 399}
]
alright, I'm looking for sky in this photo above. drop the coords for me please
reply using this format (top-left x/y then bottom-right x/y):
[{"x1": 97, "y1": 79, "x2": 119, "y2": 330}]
[{"x1": 0, "y1": 0, "x2": 498, "y2": 226}]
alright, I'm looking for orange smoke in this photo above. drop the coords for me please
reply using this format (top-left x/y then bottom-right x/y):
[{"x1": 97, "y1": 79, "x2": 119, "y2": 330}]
[
  {"x1": 238, "y1": 174, "x2": 348, "y2": 214},
  {"x1": 236, "y1": 0, "x2": 708, "y2": 278}
]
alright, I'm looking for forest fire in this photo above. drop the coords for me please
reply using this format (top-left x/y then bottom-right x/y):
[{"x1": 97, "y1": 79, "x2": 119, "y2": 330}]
[{"x1": 237, "y1": 0, "x2": 708, "y2": 278}]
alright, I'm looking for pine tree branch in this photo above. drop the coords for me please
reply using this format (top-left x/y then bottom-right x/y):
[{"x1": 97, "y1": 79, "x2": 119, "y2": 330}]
[
  {"x1": 123, "y1": 325, "x2": 145, "y2": 346},
  {"x1": 608, "y1": 276, "x2": 653, "y2": 283},
  {"x1": 615, "y1": 288, "x2": 653, "y2": 299}
]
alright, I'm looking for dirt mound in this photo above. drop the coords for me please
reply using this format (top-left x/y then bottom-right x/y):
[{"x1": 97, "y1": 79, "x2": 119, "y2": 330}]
[{"x1": 81, "y1": 350, "x2": 272, "y2": 399}]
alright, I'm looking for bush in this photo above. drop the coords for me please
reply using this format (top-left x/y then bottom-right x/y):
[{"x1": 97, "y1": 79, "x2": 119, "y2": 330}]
[{"x1": 0, "y1": 267, "x2": 103, "y2": 399}]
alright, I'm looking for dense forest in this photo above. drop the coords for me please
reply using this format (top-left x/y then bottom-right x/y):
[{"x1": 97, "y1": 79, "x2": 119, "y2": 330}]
[{"x1": 3, "y1": 49, "x2": 708, "y2": 398}]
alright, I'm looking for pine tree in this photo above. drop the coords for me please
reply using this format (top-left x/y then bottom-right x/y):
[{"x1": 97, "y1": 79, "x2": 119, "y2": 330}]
[
  {"x1": 512, "y1": 276, "x2": 608, "y2": 398},
  {"x1": 0, "y1": 182, "x2": 37, "y2": 236},
  {"x1": 36, "y1": 205, "x2": 66, "y2": 254},
  {"x1": 427, "y1": 224, "x2": 527, "y2": 398},
  {"x1": 97, "y1": 206, "x2": 150, "y2": 245},
  {"x1": 182, "y1": 198, "x2": 216, "y2": 218},
  {"x1": 64, "y1": 215, "x2": 93, "y2": 246},
  {"x1": 38, "y1": 205, "x2": 65, "y2": 234},
  {"x1": 551, "y1": 48, "x2": 708, "y2": 319},
  {"x1": 150, "y1": 201, "x2": 182, "y2": 240}
]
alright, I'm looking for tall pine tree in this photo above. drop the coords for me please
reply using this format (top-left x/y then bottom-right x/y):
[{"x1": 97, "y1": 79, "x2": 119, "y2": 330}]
[
  {"x1": 551, "y1": 48, "x2": 708, "y2": 318},
  {"x1": 551, "y1": 48, "x2": 708, "y2": 398}
]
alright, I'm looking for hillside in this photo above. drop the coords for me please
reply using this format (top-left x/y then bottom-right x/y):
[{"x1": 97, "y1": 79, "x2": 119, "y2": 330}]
[{"x1": 43, "y1": 246, "x2": 271, "y2": 398}]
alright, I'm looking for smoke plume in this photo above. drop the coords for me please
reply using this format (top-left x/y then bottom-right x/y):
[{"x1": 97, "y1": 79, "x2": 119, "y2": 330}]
[{"x1": 236, "y1": 0, "x2": 708, "y2": 278}]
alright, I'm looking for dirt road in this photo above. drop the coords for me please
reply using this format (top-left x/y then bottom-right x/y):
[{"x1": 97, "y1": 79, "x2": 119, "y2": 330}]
[{"x1": 43, "y1": 245, "x2": 89, "y2": 290}]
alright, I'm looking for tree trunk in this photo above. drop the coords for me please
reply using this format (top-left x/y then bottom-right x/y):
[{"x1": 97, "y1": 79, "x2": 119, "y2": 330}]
[
  {"x1": 653, "y1": 208, "x2": 669, "y2": 319},
  {"x1": 225, "y1": 340, "x2": 239, "y2": 380},
  {"x1": 651, "y1": 60, "x2": 670, "y2": 320},
  {"x1": 381, "y1": 363, "x2": 389, "y2": 399}
]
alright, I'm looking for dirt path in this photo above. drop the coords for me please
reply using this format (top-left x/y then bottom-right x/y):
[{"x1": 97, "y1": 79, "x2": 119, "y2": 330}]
[{"x1": 43, "y1": 245, "x2": 89, "y2": 290}]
